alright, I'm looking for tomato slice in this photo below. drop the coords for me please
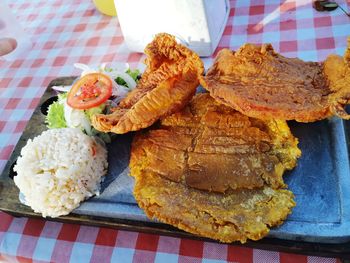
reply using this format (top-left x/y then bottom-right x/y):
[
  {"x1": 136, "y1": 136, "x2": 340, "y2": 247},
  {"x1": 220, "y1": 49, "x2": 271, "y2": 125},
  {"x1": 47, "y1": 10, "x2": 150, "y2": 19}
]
[{"x1": 67, "y1": 73, "x2": 113, "y2": 110}]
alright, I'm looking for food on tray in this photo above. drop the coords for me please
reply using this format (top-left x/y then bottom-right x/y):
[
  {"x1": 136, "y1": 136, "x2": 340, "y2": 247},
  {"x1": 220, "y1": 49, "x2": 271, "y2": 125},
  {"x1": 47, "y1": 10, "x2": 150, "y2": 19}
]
[
  {"x1": 323, "y1": 38, "x2": 350, "y2": 119},
  {"x1": 131, "y1": 94, "x2": 300, "y2": 192},
  {"x1": 13, "y1": 34, "x2": 347, "y2": 241},
  {"x1": 13, "y1": 128, "x2": 108, "y2": 218},
  {"x1": 46, "y1": 64, "x2": 140, "y2": 142},
  {"x1": 130, "y1": 94, "x2": 300, "y2": 242},
  {"x1": 200, "y1": 40, "x2": 350, "y2": 122},
  {"x1": 133, "y1": 170, "x2": 295, "y2": 243},
  {"x1": 92, "y1": 33, "x2": 204, "y2": 134}
]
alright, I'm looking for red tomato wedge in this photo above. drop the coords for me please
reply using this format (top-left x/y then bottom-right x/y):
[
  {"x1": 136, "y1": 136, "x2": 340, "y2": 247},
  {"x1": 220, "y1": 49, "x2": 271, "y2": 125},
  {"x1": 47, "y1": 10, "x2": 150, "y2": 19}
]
[{"x1": 67, "y1": 73, "x2": 113, "y2": 110}]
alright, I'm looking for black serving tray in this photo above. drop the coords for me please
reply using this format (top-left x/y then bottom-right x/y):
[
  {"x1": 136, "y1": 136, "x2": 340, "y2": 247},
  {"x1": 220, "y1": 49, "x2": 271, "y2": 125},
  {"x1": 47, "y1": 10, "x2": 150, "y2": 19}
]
[{"x1": 1, "y1": 77, "x2": 350, "y2": 259}]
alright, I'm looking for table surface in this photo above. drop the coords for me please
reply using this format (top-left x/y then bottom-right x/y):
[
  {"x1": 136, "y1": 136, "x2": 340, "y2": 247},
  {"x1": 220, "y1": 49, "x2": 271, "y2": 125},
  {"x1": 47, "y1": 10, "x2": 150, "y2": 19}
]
[{"x1": 0, "y1": 0, "x2": 349, "y2": 262}]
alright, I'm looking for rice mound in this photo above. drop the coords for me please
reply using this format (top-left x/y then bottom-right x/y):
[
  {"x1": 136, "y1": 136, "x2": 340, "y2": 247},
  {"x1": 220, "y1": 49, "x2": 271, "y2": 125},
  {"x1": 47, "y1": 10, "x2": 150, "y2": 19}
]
[{"x1": 14, "y1": 128, "x2": 108, "y2": 218}]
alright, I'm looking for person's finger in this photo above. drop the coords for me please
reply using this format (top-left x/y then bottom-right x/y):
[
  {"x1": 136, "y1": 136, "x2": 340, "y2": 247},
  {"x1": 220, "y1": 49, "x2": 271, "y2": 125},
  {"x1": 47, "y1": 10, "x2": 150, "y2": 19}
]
[{"x1": 0, "y1": 38, "x2": 17, "y2": 56}]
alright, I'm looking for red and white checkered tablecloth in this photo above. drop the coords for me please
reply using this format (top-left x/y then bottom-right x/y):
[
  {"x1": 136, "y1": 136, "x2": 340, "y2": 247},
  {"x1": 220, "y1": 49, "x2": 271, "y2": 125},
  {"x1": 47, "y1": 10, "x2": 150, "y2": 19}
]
[{"x1": 0, "y1": 0, "x2": 349, "y2": 262}]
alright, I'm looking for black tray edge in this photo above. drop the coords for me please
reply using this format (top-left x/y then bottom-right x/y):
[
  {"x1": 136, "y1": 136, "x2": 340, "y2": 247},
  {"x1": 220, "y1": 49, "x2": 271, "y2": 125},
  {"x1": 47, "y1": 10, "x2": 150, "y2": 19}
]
[
  {"x1": 1, "y1": 207, "x2": 350, "y2": 259},
  {"x1": 1, "y1": 77, "x2": 350, "y2": 259}
]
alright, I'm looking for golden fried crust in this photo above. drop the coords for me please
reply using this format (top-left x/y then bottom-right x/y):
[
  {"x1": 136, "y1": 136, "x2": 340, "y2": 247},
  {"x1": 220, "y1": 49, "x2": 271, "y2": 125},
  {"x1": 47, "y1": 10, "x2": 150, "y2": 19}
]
[
  {"x1": 132, "y1": 165, "x2": 295, "y2": 243},
  {"x1": 323, "y1": 38, "x2": 350, "y2": 119},
  {"x1": 130, "y1": 94, "x2": 299, "y2": 243},
  {"x1": 200, "y1": 40, "x2": 350, "y2": 122},
  {"x1": 130, "y1": 94, "x2": 301, "y2": 193},
  {"x1": 92, "y1": 33, "x2": 204, "y2": 134}
]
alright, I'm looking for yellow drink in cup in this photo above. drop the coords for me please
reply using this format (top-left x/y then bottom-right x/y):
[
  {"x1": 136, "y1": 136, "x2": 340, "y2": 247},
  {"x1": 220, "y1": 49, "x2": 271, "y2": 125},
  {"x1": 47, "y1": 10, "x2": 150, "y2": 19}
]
[{"x1": 92, "y1": 0, "x2": 117, "y2": 16}]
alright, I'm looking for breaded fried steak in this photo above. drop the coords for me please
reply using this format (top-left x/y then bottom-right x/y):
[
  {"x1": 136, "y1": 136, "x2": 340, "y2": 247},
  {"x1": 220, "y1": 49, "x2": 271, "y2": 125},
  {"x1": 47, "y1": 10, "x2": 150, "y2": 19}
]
[
  {"x1": 92, "y1": 33, "x2": 204, "y2": 134},
  {"x1": 200, "y1": 40, "x2": 350, "y2": 122},
  {"x1": 131, "y1": 94, "x2": 301, "y2": 192},
  {"x1": 129, "y1": 94, "x2": 300, "y2": 243}
]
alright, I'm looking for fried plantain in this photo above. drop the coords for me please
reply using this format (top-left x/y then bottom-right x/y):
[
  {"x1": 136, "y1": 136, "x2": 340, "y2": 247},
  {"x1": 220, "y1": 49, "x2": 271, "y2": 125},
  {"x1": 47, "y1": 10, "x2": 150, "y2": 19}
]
[
  {"x1": 131, "y1": 94, "x2": 301, "y2": 192},
  {"x1": 129, "y1": 94, "x2": 300, "y2": 243},
  {"x1": 133, "y1": 170, "x2": 295, "y2": 243}
]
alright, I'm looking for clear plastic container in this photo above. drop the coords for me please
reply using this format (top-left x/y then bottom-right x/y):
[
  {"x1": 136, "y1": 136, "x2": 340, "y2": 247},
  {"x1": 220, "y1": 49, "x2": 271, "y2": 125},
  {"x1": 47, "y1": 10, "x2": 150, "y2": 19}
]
[{"x1": 113, "y1": 0, "x2": 230, "y2": 57}]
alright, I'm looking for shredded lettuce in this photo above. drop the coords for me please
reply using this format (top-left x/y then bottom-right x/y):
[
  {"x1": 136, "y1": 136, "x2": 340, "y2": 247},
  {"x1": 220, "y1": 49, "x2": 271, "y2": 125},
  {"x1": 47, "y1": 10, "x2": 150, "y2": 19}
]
[
  {"x1": 84, "y1": 103, "x2": 105, "y2": 120},
  {"x1": 57, "y1": 93, "x2": 67, "y2": 101},
  {"x1": 126, "y1": 68, "x2": 140, "y2": 81},
  {"x1": 46, "y1": 101, "x2": 67, "y2": 129},
  {"x1": 116, "y1": 68, "x2": 140, "y2": 87},
  {"x1": 91, "y1": 127, "x2": 113, "y2": 144},
  {"x1": 45, "y1": 93, "x2": 68, "y2": 129}
]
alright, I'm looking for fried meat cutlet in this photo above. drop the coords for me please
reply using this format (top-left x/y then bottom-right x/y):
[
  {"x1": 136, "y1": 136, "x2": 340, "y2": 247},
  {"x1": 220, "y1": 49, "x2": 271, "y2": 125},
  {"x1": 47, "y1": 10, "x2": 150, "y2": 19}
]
[
  {"x1": 129, "y1": 94, "x2": 300, "y2": 243},
  {"x1": 200, "y1": 40, "x2": 350, "y2": 122},
  {"x1": 323, "y1": 38, "x2": 350, "y2": 119},
  {"x1": 92, "y1": 33, "x2": 204, "y2": 134},
  {"x1": 131, "y1": 94, "x2": 301, "y2": 193}
]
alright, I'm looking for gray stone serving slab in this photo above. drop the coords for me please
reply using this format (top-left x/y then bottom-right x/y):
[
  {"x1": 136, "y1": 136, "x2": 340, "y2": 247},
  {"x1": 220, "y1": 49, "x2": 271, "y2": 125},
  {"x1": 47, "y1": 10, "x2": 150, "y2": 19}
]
[
  {"x1": 1, "y1": 78, "x2": 350, "y2": 246},
  {"x1": 73, "y1": 118, "x2": 350, "y2": 243}
]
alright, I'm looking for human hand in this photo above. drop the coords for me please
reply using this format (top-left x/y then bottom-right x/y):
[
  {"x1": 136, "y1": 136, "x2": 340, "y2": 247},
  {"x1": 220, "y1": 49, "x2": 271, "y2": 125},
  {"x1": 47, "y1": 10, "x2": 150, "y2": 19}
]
[{"x1": 0, "y1": 38, "x2": 17, "y2": 56}]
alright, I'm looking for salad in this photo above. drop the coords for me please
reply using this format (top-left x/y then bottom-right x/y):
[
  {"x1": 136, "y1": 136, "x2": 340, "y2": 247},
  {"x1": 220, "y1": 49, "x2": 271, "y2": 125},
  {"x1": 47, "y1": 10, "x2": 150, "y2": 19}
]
[{"x1": 46, "y1": 63, "x2": 140, "y2": 142}]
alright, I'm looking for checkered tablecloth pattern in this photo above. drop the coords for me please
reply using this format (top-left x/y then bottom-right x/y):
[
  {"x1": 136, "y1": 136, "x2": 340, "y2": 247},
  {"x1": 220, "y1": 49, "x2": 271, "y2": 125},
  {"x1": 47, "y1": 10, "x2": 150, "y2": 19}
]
[
  {"x1": 0, "y1": 212, "x2": 342, "y2": 263},
  {"x1": 0, "y1": 0, "x2": 349, "y2": 262}
]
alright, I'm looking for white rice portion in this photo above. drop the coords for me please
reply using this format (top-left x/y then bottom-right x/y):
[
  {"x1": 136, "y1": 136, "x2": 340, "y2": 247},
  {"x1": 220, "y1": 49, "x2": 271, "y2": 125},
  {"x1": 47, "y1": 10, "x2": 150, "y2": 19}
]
[{"x1": 13, "y1": 128, "x2": 108, "y2": 218}]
